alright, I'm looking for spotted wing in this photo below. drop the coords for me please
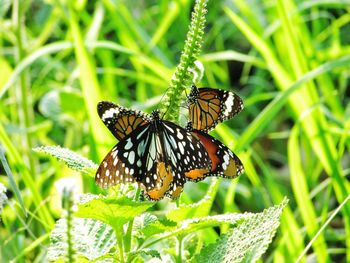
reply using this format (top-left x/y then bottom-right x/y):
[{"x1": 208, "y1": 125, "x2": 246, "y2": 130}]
[
  {"x1": 190, "y1": 129, "x2": 244, "y2": 178},
  {"x1": 97, "y1": 101, "x2": 151, "y2": 141},
  {"x1": 108, "y1": 123, "x2": 174, "y2": 201},
  {"x1": 95, "y1": 144, "x2": 136, "y2": 188},
  {"x1": 188, "y1": 86, "x2": 243, "y2": 132},
  {"x1": 160, "y1": 121, "x2": 212, "y2": 198},
  {"x1": 95, "y1": 123, "x2": 168, "y2": 200}
]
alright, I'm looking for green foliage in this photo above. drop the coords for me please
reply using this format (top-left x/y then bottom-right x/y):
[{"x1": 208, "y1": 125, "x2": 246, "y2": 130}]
[
  {"x1": 0, "y1": 183, "x2": 7, "y2": 219},
  {"x1": 195, "y1": 198, "x2": 288, "y2": 263},
  {"x1": 33, "y1": 146, "x2": 98, "y2": 176},
  {"x1": 0, "y1": 145, "x2": 26, "y2": 215},
  {"x1": 1, "y1": 0, "x2": 350, "y2": 262},
  {"x1": 48, "y1": 218, "x2": 116, "y2": 262},
  {"x1": 161, "y1": 0, "x2": 208, "y2": 121},
  {"x1": 75, "y1": 195, "x2": 155, "y2": 231}
]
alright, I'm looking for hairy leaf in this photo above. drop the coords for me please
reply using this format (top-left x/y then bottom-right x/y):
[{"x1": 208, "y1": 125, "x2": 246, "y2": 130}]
[
  {"x1": 48, "y1": 217, "x2": 116, "y2": 262},
  {"x1": 75, "y1": 194, "x2": 155, "y2": 231},
  {"x1": 195, "y1": 198, "x2": 288, "y2": 263},
  {"x1": 134, "y1": 213, "x2": 177, "y2": 239},
  {"x1": 33, "y1": 146, "x2": 98, "y2": 176},
  {"x1": 128, "y1": 249, "x2": 161, "y2": 262},
  {"x1": 166, "y1": 180, "x2": 218, "y2": 222}
]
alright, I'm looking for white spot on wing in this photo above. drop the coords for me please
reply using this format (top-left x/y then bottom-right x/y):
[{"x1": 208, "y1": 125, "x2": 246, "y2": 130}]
[
  {"x1": 102, "y1": 108, "x2": 119, "y2": 121},
  {"x1": 125, "y1": 138, "x2": 133, "y2": 150},
  {"x1": 177, "y1": 129, "x2": 183, "y2": 139},
  {"x1": 128, "y1": 151, "x2": 135, "y2": 164},
  {"x1": 223, "y1": 92, "x2": 234, "y2": 117},
  {"x1": 178, "y1": 142, "x2": 184, "y2": 154}
]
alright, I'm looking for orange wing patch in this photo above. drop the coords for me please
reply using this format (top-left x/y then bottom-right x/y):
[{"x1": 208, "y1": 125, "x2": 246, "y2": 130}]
[
  {"x1": 168, "y1": 186, "x2": 183, "y2": 199},
  {"x1": 115, "y1": 115, "x2": 148, "y2": 140},
  {"x1": 223, "y1": 159, "x2": 238, "y2": 178},
  {"x1": 184, "y1": 168, "x2": 210, "y2": 181},
  {"x1": 192, "y1": 132, "x2": 219, "y2": 172},
  {"x1": 146, "y1": 162, "x2": 174, "y2": 201}
]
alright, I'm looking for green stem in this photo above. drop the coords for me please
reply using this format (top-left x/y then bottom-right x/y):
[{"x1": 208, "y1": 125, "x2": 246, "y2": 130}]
[
  {"x1": 124, "y1": 187, "x2": 141, "y2": 253},
  {"x1": 63, "y1": 188, "x2": 75, "y2": 262},
  {"x1": 161, "y1": 0, "x2": 208, "y2": 122},
  {"x1": 13, "y1": 0, "x2": 36, "y2": 175},
  {"x1": 175, "y1": 236, "x2": 183, "y2": 263},
  {"x1": 115, "y1": 226, "x2": 125, "y2": 263}
]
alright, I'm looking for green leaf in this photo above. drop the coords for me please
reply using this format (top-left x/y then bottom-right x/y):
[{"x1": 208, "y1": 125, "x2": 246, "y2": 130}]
[
  {"x1": 134, "y1": 213, "x2": 177, "y2": 239},
  {"x1": 0, "y1": 145, "x2": 26, "y2": 216},
  {"x1": 0, "y1": 182, "x2": 7, "y2": 218},
  {"x1": 127, "y1": 249, "x2": 161, "y2": 262},
  {"x1": 195, "y1": 198, "x2": 288, "y2": 263},
  {"x1": 143, "y1": 213, "x2": 245, "y2": 249},
  {"x1": 166, "y1": 179, "x2": 218, "y2": 222},
  {"x1": 75, "y1": 194, "x2": 155, "y2": 231},
  {"x1": 48, "y1": 217, "x2": 116, "y2": 261},
  {"x1": 33, "y1": 146, "x2": 98, "y2": 176},
  {"x1": 0, "y1": 0, "x2": 11, "y2": 18}
]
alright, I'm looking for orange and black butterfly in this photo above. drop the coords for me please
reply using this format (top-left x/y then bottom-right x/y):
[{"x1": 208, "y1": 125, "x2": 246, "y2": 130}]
[
  {"x1": 186, "y1": 122, "x2": 244, "y2": 180},
  {"x1": 187, "y1": 85, "x2": 243, "y2": 132},
  {"x1": 96, "y1": 101, "x2": 212, "y2": 200},
  {"x1": 186, "y1": 85, "x2": 244, "y2": 179}
]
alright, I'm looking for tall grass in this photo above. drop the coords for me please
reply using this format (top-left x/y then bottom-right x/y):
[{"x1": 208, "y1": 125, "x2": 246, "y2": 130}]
[{"x1": 0, "y1": 0, "x2": 349, "y2": 262}]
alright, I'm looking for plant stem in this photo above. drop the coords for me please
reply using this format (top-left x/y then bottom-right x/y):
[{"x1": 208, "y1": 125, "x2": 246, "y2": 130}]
[
  {"x1": 115, "y1": 226, "x2": 125, "y2": 263},
  {"x1": 124, "y1": 187, "x2": 141, "y2": 253},
  {"x1": 13, "y1": 0, "x2": 36, "y2": 175},
  {"x1": 161, "y1": 0, "x2": 208, "y2": 122},
  {"x1": 63, "y1": 188, "x2": 75, "y2": 262},
  {"x1": 175, "y1": 236, "x2": 183, "y2": 263}
]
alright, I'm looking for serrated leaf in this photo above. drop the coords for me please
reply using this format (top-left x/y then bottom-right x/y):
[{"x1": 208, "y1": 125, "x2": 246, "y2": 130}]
[
  {"x1": 134, "y1": 213, "x2": 177, "y2": 239},
  {"x1": 75, "y1": 195, "x2": 155, "y2": 231},
  {"x1": 128, "y1": 249, "x2": 161, "y2": 262},
  {"x1": 195, "y1": 198, "x2": 288, "y2": 263},
  {"x1": 48, "y1": 217, "x2": 116, "y2": 262},
  {"x1": 166, "y1": 180, "x2": 218, "y2": 222},
  {"x1": 33, "y1": 146, "x2": 98, "y2": 176},
  {"x1": 144, "y1": 213, "x2": 244, "y2": 249}
]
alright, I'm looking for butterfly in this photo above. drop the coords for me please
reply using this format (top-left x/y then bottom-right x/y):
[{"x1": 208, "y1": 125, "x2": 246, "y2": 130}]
[
  {"x1": 187, "y1": 85, "x2": 244, "y2": 132},
  {"x1": 186, "y1": 122, "x2": 244, "y2": 179},
  {"x1": 95, "y1": 101, "x2": 212, "y2": 200}
]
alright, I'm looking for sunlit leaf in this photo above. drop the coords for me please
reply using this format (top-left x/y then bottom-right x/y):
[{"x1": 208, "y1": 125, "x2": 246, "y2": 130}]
[
  {"x1": 48, "y1": 217, "x2": 116, "y2": 262},
  {"x1": 195, "y1": 198, "x2": 288, "y2": 263},
  {"x1": 33, "y1": 146, "x2": 98, "y2": 176},
  {"x1": 75, "y1": 194, "x2": 155, "y2": 231}
]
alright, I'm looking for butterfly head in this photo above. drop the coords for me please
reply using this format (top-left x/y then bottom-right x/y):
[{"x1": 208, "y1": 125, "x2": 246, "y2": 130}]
[{"x1": 151, "y1": 109, "x2": 161, "y2": 120}]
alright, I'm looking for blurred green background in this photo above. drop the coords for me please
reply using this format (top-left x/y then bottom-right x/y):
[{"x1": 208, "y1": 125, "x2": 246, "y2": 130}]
[{"x1": 1, "y1": 0, "x2": 350, "y2": 262}]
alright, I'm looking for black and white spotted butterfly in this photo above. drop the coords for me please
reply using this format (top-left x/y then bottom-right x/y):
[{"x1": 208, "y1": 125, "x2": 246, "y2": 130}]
[
  {"x1": 96, "y1": 101, "x2": 212, "y2": 200},
  {"x1": 186, "y1": 122, "x2": 244, "y2": 180},
  {"x1": 187, "y1": 85, "x2": 244, "y2": 132}
]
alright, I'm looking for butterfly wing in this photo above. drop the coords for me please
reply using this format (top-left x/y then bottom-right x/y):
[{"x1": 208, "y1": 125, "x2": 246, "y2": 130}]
[
  {"x1": 190, "y1": 129, "x2": 244, "y2": 178},
  {"x1": 160, "y1": 121, "x2": 212, "y2": 198},
  {"x1": 98, "y1": 101, "x2": 151, "y2": 141},
  {"x1": 95, "y1": 123, "x2": 169, "y2": 200},
  {"x1": 95, "y1": 144, "x2": 136, "y2": 188},
  {"x1": 188, "y1": 86, "x2": 243, "y2": 132}
]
